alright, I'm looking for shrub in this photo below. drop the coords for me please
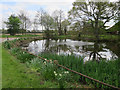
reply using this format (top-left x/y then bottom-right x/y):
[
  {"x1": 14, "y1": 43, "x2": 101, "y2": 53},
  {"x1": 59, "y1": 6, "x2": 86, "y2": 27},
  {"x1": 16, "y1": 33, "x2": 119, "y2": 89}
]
[
  {"x1": 3, "y1": 41, "x2": 11, "y2": 49},
  {"x1": 26, "y1": 57, "x2": 43, "y2": 72}
]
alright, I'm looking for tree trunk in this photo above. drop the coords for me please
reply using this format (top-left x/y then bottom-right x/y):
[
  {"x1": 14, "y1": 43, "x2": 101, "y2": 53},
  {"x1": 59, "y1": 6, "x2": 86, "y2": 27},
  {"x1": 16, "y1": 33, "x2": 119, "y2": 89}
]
[{"x1": 95, "y1": 20, "x2": 99, "y2": 40}]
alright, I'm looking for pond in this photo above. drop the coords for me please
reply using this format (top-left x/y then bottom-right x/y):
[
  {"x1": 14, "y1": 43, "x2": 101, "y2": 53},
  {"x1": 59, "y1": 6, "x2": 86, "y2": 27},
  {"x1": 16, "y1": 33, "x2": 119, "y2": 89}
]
[{"x1": 24, "y1": 39, "x2": 119, "y2": 61}]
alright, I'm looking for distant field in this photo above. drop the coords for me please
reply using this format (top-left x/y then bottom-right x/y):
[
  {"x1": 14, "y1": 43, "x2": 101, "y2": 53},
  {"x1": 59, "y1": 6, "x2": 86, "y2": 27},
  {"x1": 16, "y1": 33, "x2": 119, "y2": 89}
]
[{"x1": 1, "y1": 33, "x2": 43, "y2": 38}]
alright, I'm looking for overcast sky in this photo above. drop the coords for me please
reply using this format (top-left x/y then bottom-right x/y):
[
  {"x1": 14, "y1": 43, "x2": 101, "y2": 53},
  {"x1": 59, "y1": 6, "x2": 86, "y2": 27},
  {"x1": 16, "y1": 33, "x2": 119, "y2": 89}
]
[{"x1": 0, "y1": 0, "x2": 118, "y2": 30}]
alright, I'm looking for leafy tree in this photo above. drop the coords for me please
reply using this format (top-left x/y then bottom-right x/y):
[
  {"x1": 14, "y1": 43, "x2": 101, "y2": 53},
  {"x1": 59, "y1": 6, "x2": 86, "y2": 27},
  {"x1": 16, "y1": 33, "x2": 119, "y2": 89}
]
[
  {"x1": 62, "y1": 19, "x2": 70, "y2": 35},
  {"x1": 5, "y1": 15, "x2": 21, "y2": 36},
  {"x1": 68, "y1": 0, "x2": 118, "y2": 39},
  {"x1": 114, "y1": 0, "x2": 120, "y2": 25}
]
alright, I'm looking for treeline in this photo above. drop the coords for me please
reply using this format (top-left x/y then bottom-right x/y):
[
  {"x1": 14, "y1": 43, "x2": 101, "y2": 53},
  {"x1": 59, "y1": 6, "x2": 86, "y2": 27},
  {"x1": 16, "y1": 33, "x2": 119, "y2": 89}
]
[
  {"x1": 4, "y1": 0, "x2": 120, "y2": 38},
  {"x1": 4, "y1": 9, "x2": 69, "y2": 36}
]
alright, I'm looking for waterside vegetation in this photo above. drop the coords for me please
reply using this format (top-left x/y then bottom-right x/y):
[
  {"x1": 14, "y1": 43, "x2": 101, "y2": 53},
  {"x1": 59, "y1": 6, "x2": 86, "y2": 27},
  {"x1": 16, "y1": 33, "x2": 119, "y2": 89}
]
[{"x1": 2, "y1": 38, "x2": 120, "y2": 88}]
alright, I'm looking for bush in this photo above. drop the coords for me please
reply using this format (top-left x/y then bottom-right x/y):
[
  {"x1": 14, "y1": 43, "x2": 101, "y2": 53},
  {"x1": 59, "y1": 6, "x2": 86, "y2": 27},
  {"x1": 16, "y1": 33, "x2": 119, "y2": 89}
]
[
  {"x1": 26, "y1": 57, "x2": 43, "y2": 72},
  {"x1": 17, "y1": 51, "x2": 35, "y2": 63},
  {"x1": 3, "y1": 41, "x2": 11, "y2": 49}
]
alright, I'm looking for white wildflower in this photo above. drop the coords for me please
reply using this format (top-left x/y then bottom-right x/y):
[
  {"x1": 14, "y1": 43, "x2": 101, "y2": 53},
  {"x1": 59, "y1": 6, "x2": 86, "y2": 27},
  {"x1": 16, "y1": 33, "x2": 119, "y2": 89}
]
[
  {"x1": 50, "y1": 59, "x2": 52, "y2": 63},
  {"x1": 55, "y1": 73, "x2": 57, "y2": 76},
  {"x1": 44, "y1": 62, "x2": 46, "y2": 65},
  {"x1": 45, "y1": 59, "x2": 47, "y2": 61},
  {"x1": 54, "y1": 71, "x2": 56, "y2": 74},
  {"x1": 64, "y1": 71, "x2": 69, "y2": 74},
  {"x1": 59, "y1": 74, "x2": 62, "y2": 77},
  {"x1": 66, "y1": 71, "x2": 69, "y2": 74}
]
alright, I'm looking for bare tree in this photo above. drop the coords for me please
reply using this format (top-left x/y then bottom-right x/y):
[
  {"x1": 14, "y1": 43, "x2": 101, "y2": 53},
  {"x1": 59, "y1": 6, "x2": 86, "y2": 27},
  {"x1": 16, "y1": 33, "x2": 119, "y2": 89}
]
[
  {"x1": 52, "y1": 10, "x2": 64, "y2": 35},
  {"x1": 36, "y1": 8, "x2": 45, "y2": 31},
  {"x1": 18, "y1": 10, "x2": 31, "y2": 34},
  {"x1": 33, "y1": 15, "x2": 38, "y2": 32},
  {"x1": 40, "y1": 11, "x2": 54, "y2": 38}
]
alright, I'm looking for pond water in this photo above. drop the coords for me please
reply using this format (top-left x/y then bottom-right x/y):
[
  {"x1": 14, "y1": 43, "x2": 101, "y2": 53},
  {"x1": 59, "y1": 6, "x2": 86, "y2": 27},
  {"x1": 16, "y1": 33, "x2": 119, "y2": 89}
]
[{"x1": 24, "y1": 39, "x2": 119, "y2": 61}]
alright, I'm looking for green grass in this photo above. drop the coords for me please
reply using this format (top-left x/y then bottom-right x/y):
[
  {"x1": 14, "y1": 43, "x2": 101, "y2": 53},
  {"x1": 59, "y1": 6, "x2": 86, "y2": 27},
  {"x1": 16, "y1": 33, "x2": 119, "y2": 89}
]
[
  {"x1": 1, "y1": 34, "x2": 41, "y2": 38},
  {"x1": 2, "y1": 39, "x2": 91, "y2": 88},
  {"x1": 2, "y1": 47, "x2": 59, "y2": 88},
  {"x1": 45, "y1": 34, "x2": 119, "y2": 41},
  {"x1": 0, "y1": 32, "x2": 1, "y2": 89},
  {"x1": 39, "y1": 53, "x2": 120, "y2": 88},
  {"x1": 3, "y1": 38, "x2": 119, "y2": 88}
]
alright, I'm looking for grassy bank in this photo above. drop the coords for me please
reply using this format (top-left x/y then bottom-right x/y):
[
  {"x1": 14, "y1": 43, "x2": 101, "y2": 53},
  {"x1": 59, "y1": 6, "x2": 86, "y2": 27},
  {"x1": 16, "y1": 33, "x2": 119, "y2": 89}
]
[
  {"x1": 2, "y1": 46, "x2": 60, "y2": 88},
  {"x1": 39, "y1": 53, "x2": 120, "y2": 88},
  {"x1": 2, "y1": 38, "x2": 91, "y2": 88},
  {"x1": 48, "y1": 34, "x2": 120, "y2": 42},
  {"x1": 1, "y1": 34, "x2": 41, "y2": 38},
  {"x1": 0, "y1": 44, "x2": 2, "y2": 89},
  {"x1": 1, "y1": 33, "x2": 119, "y2": 42},
  {"x1": 3, "y1": 38, "x2": 120, "y2": 88}
]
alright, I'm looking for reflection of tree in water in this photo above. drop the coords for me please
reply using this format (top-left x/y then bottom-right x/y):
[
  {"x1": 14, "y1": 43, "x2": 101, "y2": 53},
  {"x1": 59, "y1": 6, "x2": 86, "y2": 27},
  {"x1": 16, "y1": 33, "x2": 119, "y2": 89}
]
[
  {"x1": 42, "y1": 39, "x2": 70, "y2": 54},
  {"x1": 105, "y1": 42, "x2": 120, "y2": 58},
  {"x1": 42, "y1": 39, "x2": 103, "y2": 61},
  {"x1": 89, "y1": 42, "x2": 102, "y2": 61},
  {"x1": 82, "y1": 41, "x2": 103, "y2": 61},
  {"x1": 42, "y1": 39, "x2": 119, "y2": 61},
  {"x1": 43, "y1": 39, "x2": 50, "y2": 53},
  {"x1": 33, "y1": 41, "x2": 39, "y2": 54}
]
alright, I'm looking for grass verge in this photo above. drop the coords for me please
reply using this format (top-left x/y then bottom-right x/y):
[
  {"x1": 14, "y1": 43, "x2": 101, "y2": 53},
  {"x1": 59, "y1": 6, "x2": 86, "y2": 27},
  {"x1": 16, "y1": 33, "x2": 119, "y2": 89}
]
[
  {"x1": 0, "y1": 44, "x2": 2, "y2": 89},
  {"x1": 1, "y1": 34, "x2": 41, "y2": 38},
  {"x1": 2, "y1": 46, "x2": 59, "y2": 88},
  {"x1": 2, "y1": 38, "x2": 91, "y2": 88},
  {"x1": 3, "y1": 38, "x2": 120, "y2": 88}
]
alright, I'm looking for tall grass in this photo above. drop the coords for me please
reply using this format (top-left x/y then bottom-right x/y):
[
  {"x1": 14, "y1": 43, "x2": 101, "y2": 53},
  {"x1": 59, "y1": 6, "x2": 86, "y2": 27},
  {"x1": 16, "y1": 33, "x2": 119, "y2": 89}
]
[
  {"x1": 26, "y1": 57, "x2": 74, "y2": 88},
  {"x1": 10, "y1": 47, "x2": 35, "y2": 63},
  {"x1": 3, "y1": 39, "x2": 119, "y2": 88},
  {"x1": 39, "y1": 53, "x2": 119, "y2": 88},
  {"x1": 1, "y1": 34, "x2": 40, "y2": 38}
]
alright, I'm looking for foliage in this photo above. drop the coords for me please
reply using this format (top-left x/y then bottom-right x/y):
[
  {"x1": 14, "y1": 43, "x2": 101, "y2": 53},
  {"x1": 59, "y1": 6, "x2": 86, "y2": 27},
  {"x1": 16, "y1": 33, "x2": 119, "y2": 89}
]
[
  {"x1": 41, "y1": 60, "x2": 55, "y2": 80},
  {"x1": 41, "y1": 12, "x2": 54, "y2": 30},
  {"x1": 26, "y1": 57, "x2": 43, "y2": 72},
  {"x1": 26, "y1": 57, "x2": 73, "y2": 88},
  {"x1": 108, "y1": 21, "x2": 120, "y2": 32},
  {"x1": 1, "y1": 34, "x2": 40, "y2": 38},
  {"x1": 3, "y1": 39, "x2": 119, "y2": 88},
  {"x1": 39, "y1": 53, "x2": 119, "y2": 88},
  {"x1": 52, "y1": 10, "x2": 64, "y2": 35},
  {"x1": 5, "y1": 15, "x2": 21, "y2": 36},
  {"x1": 2, "y1": 46, "x2": 59, "y2": 88},
  {"x1": 62, "y1": 19, "x2": 70, "y2": 35},
  {"x1": 10, "y1": 47, "x2": 35, "y2": 63},
  {"x1": 68, "y1": 1, "x2": 118, "y2": 38},
  {"x1": 3, "y1": 41, "x2": 11, "y2": 49}
]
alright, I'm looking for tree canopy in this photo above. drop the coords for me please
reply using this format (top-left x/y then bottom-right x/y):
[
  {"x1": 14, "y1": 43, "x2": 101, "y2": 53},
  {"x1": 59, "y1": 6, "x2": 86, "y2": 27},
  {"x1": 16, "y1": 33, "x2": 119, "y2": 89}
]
[
  {"x1": 5, "y1": 15, "x2": 21, "y2": 36},
  {"x1": 68, "y1": 0, "x2": 118, "y2": 38}
]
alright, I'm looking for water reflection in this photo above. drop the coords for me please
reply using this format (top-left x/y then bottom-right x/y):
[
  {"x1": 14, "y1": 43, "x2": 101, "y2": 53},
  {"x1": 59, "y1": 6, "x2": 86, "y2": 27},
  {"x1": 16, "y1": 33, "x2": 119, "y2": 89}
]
[{"x1": 26, "y1": 39, "x2": 118, "y2": 61}]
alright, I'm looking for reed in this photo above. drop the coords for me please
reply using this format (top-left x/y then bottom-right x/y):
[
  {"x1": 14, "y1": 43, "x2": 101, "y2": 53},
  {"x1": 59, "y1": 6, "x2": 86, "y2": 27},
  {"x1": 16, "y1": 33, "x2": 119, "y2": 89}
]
[{"x1": 39, "y1": 53, "x2": 119, "y2": 88}]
